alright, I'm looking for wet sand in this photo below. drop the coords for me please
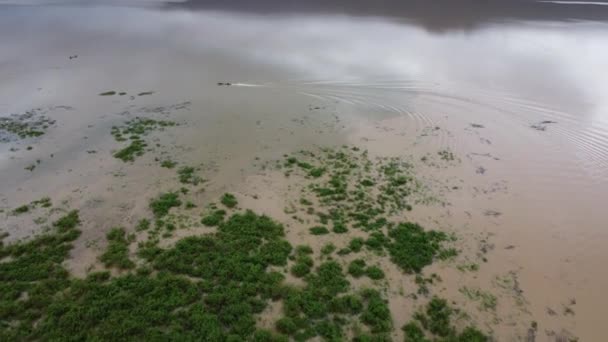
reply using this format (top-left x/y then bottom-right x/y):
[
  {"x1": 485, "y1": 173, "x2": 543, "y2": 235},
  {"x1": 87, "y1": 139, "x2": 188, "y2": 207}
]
[{"x1": 2, "y1": 1, "x2": 608, "y2": 341}]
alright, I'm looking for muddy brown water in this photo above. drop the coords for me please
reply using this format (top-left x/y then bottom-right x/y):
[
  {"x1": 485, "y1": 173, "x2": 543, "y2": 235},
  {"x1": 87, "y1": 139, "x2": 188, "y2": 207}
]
[{"x1": 1, "y1": 1, "x2": 608, "y2": 341}]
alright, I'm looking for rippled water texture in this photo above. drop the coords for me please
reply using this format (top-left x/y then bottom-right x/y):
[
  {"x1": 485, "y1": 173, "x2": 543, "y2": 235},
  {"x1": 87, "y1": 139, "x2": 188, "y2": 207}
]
[{"x1": 1, "y1": 0, "x2": 608, "y2": 340}]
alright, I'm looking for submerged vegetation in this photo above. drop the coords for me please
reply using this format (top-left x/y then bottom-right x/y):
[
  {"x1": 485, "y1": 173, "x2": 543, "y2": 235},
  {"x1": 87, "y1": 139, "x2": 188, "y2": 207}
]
[
  {"x1": 111, "y1": 117, "x2": 176, "y2": 162},
  {"x1": 177, "y1": 166, "x2": 204, "y2": 185},
  {"x1": 404, "y1": 297, "x2": 488, "y2": 341},
  {"x1": 0, "y1": 145, "x2": 497, "y2": 340},
  {"x1": 220, "y1": 193, "x2": 238, "y2": 208},
  {"x1": 149, "y1": 192, "x2": 181, "y2": 218},
  {"x1": 100, "y1": 227, "x2": 135, "y2": 270},
  {"x1": 0, "y1": 109, "x2": 56, "y2": 141}
]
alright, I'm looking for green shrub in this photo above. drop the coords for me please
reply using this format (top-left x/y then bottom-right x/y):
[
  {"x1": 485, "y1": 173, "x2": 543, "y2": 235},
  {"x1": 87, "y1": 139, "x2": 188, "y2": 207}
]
[
  {"x1": 349, "y1": 237, "x2": 364, "y2": 252},
  {"x1": 360, "y1": 289, "x2": 392, "y2": 333},
  {"x1": 402, "y1": 322, "x2": 428, "y2": 342},
  {"x1": 12, "y1": 205, "x2": 29, "y2": 215},
  {"x1": 221, "y1": 193, "x2": 238, "y2": 208},
  {"x1": 387, "y1": 223, "x2": 448, "y2": 273},
  {"x1": 114, "y1": 139, "x2": 146, "y2": 162},
  {"x1": 348, "y1": 259, "x2": 367, "y2": 278},
  {"x1": 295, "y1": 245, "x2": 313, "y2": 255},
  {"x1": 321, "y1": 243, "x2": 336, "y2": 255},
  {"x1": 201, "y1": 210, "x2": 226, "y2": 226},
  {"x1": 149, "y1": 192, "x2": 181, "y2": 218},
  {"x1": 160, "y1": 160, "x2": 177, "y2": 168},
  {"x1": 291, "y1": 263, "x2": 311, "y2": 278},
  {"x1": 276, "y1": 317, "x2": 298, "y2": 334},
  {"x1": 177, "y1": 166, "x2": 203, "y2": 185},
  {"x1": 332, "y1": 222, "x2": 348, "y2": 234},
  {"x1": 100, "y1": 227, "x2": 135, "y2": 269},
  {"x1": 309, "y1": 226, "x2": 329, "y2": 235},
  {"x1": 365, "y1": 266, "x2": 385, "y2": 280}
]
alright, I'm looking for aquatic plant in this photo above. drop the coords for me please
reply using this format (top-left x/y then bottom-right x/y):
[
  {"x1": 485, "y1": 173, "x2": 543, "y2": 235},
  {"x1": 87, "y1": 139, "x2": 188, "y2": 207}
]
[
  {"x1": 309, "y1": 226, "x2": 329, "y2": 235},
  {"x1": 220, "y1": 193, "x2": 238, "y2": 208},
  {"x1": 149, "y1": 192, "x2": 181, "y2": 218},
  {"x1": 100, "y1": 227, "x2": 135, "y2": 269}
]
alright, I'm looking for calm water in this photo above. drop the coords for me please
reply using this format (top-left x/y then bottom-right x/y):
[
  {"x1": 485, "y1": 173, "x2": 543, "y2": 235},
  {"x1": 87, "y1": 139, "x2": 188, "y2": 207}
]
[{"x1": 1, "y1": 0, "x2": 608, "y2": 340}]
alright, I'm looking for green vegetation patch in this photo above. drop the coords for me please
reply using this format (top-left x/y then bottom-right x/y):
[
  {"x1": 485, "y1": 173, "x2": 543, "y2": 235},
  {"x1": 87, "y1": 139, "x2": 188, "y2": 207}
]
[
  {"x1": 0, "y1": 211, "x2": 81, "y2": 340},
  {"x1": 177, "y1": 166, "x2": 204, "y2": 185},
  {"x1": 220, "y1": 193, "x2": 238, "y2": 208},
  {"x1": 149, "y1": 192, "x2": 182, "y2": 218},
  {"x1": 0, "y1": 209, "x2": 296, "y2": 341},
  {"x1": 0, "y1": 109, "x2": 55, "y2": 141},
  {"x1": 309, "y1": 226, "x2": 329, "y2": 235},
  {"x1": 99, "y1": 227, "x2": 135, "y2": 270},
  {"x1": 160, "y1": 159, "x2": 177, "y2": 168},
  {"x1": 405, "y1": 297, "x2": 489, "y2": 341},
  {"x1": 111, "y1": 117, "x2": 176, "y2": 162},
  {"x1": 113, "y1": 139, "x2": 147, "y2": 162},
  {"x1": 387, "y1": 222, "x2": 451, "y2": 273},
  {"x1": 459, "y1": 287, "x2": 497, "y2": 311},
  {"x1": 201, "y1": 209, "x2": 226, "y2": 226}
]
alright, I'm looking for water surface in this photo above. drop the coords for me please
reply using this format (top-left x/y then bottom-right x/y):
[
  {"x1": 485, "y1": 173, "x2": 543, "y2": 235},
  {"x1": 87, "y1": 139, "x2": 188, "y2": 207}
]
[{"x1": 1, "y1": 1, "x2": 608, "y2": 340}]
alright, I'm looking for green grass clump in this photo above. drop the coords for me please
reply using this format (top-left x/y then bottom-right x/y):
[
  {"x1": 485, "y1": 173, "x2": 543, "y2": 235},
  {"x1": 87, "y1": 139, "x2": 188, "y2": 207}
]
[
  {"x1": 321, "y1": 243, "x2": 336, "y2": 255},
  {"x1": 365, "y1": 231, "x2": 389, "y2": 252},
  {"x1": 0, "y1": 211, "x2": 81, "y2": 340},
  {"x1": 279, "y1": 261, "x2": 355, "y2": 339},
  {"x1": 309, "y1": 226, "x2": 329, "y2": 235},
  {"x1": 387, "y1": 223, "x2": 449, "y2": 273},
  {"x1": 32, "y1": 197, "x2": 52, "y2": 208},
  {"x1": 99, "y1": 227, "x2": 135, "y2": 269},
  {"x1": 149, "y1": 192, "x2": 181, "y2": 218},
  {"x1": 113, "y1": 139, "x2": 147, "y2": 162},
  {"x1": 360, "y1": 289, "x2": 392, "y2": 333},
  {"x1": 220, "y1": 193, "x2": 238, "y2": 208},
  {"x1": 365, "y1": 266, "x2": 385, "y2": 280},
  {"x1": 291, "y1": 262, "x2": 311, "y2": 278},
  {"x1": 308, "y1": 167, "x2": 325, "y2": 178},
  {"x1": 54, "y1": 210, "x2": 81, "y2": 231},
  {"x1": 12, "y1": 197, "x2": 53, "y2": 215},
  {"x1": 276, "y1": 317, "x2": 298, "y2": 334},
  {"x1": 201, "y1": 210, "x2": 226, "y2": 226},
  {"x1": 136, "y1": 218, "x2": 150, "y2": 231},
  {"x1": 295, "y1": 245, "x2": 313, "y2": 255},
  {"x1": 1, "y1": 110, "x2": 53, "y2": 140},
  {"x1": 332, "y1": 222, "x2": 348, "y2": 234},
  {"x1": 160, "y1": 160, "x2": 177, "y2": 168},
  {"x1": 408, "y1": 297, "x2": 489, "y2": 341},
  {"x1": 348, "y1": 259, "x2": 367, "y2": 278},
  {"x1": 402, "y1": 322, "x2": 428, "y2": 342},
  {"x1": 459, "y1": 287, "x2": 497, "y2": 311},
  {"x1": 12, "y1": 205, "x2": 29, "y2": 215},
  {"x1": 111, "y1": 117, "x2": 176, "y2": 162},
  {"x1": 177, "y1": 166, "x2": 203, "y2": 185},
  {"x1": 329, "y1": 294, "x2": 363, "y2": 315},
  {"x1": 349, "y1": 237, "x2": 364, "y2": 252}
]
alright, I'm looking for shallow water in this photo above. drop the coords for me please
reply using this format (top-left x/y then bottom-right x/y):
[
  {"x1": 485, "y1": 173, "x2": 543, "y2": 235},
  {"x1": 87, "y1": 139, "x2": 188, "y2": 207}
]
[{"x1": 1, "y1": 0, "x2": 608, "y2": 340}]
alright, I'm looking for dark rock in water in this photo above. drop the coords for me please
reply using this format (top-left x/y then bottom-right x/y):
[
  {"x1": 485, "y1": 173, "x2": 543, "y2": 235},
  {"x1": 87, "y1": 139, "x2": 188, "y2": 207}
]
[
  {"x1": 471, "y1": 123, "x2": 485, "y2": 128},
  {"x1": 531, "y1": 120, "x2": 557, "y2": 131},
  {"x1": 68, "y1": 55, "x2": 78, "y2": 60},
  {"x1": 217, "y1": 82, "x2": 232, "y2": 86},
  {"x1": 138, "y1": 91, "x2": 154, "y2": 96},
  {"x1": 484, "y1": 210, "x2": 502, "y2": 217},
  {"x1": 99, "y1": 91, "x2": 116, "y2": 96},
  {"x1": 119, "y1": 92, "x2": 127, "y2": 96},
  {"x1": 476, "y1": 166, "x2": 486, "y2": 174}
]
